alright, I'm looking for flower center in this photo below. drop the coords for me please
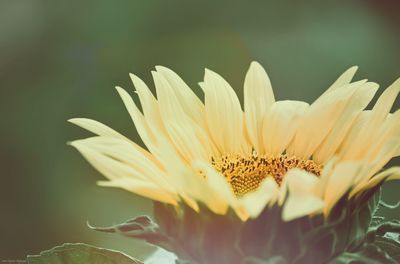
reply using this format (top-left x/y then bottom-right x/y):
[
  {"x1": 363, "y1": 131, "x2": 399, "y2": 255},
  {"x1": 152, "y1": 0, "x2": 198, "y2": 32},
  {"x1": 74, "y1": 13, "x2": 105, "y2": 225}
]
[{"x1": 212, "y1": 153, "x2": 322, "y2": 197}]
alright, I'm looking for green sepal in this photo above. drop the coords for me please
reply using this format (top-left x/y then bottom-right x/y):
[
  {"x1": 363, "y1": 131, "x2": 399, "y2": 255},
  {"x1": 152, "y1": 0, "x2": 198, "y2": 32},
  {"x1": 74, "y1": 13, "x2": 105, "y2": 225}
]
[
  {"x1": 90, "y1": 185, "x2": 400, "y2": 263},
  {"x1": 27, "y1": 243, "x2": 142, "y2": 264},
  {"x1": 88, "y1": 215, "x2": 174, "y2": 251},
  {"x1": 241, "y1": 256, "x2": 287, "y2": 264},
  {"x1": 153, "y1": 202, "x2": 243, "y2": 264}
]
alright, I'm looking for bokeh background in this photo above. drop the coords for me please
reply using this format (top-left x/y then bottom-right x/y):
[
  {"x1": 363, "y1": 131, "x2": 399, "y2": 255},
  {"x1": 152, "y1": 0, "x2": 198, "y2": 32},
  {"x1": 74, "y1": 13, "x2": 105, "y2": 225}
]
[{"x1": 1, "y1": 0, "x2": 400, "y2": 261}]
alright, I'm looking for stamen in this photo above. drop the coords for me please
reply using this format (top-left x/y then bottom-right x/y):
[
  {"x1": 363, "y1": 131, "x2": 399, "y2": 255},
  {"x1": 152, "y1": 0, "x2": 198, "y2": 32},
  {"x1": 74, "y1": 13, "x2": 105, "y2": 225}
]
[{"x1": 212, "y1": 153, "x2": 322, "y2": 197}]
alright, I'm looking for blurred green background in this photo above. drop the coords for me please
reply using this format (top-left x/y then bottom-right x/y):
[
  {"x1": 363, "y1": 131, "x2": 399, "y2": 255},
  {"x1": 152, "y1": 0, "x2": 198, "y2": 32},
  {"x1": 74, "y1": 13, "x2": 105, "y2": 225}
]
[{"x1": 1, "y1": 0, "x2": 399, "y2": 261}]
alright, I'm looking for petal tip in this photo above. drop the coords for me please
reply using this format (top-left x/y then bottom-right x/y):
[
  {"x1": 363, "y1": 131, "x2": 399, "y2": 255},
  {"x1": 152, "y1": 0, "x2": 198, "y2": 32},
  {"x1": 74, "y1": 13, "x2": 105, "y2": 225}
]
[
  {"x1": 115, "y1": 86, "x2": 129, "y2": 97},
  {"x1": 67, "y1": 118, "x2": 80, "y2": 124},
  {"x1": 155, "y1": 65, "x2": 167, "y2": 72},
  {"x1": 249, "y1": 61, "x2": 263, "y2": 70},
  {"x1": 128, "y1": 72, "x2": 137, "y2": 79}
]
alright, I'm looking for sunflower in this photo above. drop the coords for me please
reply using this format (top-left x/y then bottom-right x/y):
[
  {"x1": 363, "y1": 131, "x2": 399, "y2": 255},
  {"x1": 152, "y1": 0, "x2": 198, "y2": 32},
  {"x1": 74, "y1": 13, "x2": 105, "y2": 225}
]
[{"x1": 70, "y1": 62, "x2": 400, "y2": 263}]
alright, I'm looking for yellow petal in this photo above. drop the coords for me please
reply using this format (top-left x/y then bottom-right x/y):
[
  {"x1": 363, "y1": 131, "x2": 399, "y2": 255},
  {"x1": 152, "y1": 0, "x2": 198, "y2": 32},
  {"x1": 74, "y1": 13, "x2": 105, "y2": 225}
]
[
  {"x1": 240, "y1": 177, "x2": 279, "y2": 218},
  {"x1": 68, "y1": 118, "x2": 159, "y2": 165},
  {"x1": 70, "y1": 141, "x2": 141, "y2": 180},
  {"x1": 323, "y1": 161, "x2": 362, "y2": 215},
  {"x1": 70, "y1": 140, "x2": 182, "y2": 206},
  {"x1": 155, "y1": 66, "x2": 206, "y2": 128},
  {"x1": 288, "y1": 81, "x2": 364, "y2": 159},
  {"x1": 164, "y1": 122, "x2": 210, "y2": 162},
  {"x1": 150, "y1": 146, "x2": 202, "y2": 212},
  {"x1": 68, "y1": 118, "x2": 128, "y2": 140},
  {"x1": 286, "y1": 169, "x2": 320, "y2": 193},
  {"x1": 153, "y1": 71, "x2": 214, "y2": 161},
  {"x1": 192, "y1": 160, "x2": 235, "y2": 215},
  {"x1": 321, "y1": 66, "x2": 358, "y2": 96},
  {"x1": 70, "y1": 139, "x2": 163, "y2": 185},
  {"x1": 340, "y1": 79, "x2": 400, "y2": 161},
  {"x1": 244, "y1": 61, "x2": 275, "y2": 153},
  {"x1": 369, "y1": 78, "x2": 400, "y2": 124},
  {"x1": 316, "y1": 157, "x2": 338, "y2": 197},
  {"x1": 281, "y1": 169, "x2": 325, "y2": 221},
  {"x1": 337, "y1": 111, "x2": 370, "y2": 160},
  {"x1": 152, "y1": 71, "x2": 189, "y2": 122},
  {"x1": 364, "y1": 111, "x2": 400, "y2": 162},
  {"x1": 279, "y1": 169, "x2": 321, "y2": 206},
  {"x1": 283, "y1": 193, "x2": 325, "y2": 221},
  {"x1": 350, "y1": 167, "x2": 400, "y2": 197},
  {"x1": 263, "y1": 100, "x2": 309, "y2": 156},
  {"x1": 370, "y1": 137, "x2": 400, "y2": 176},
  {"x1": 115, "y1": 86, "x2": 159, "y2": 154},
  {"x1": 116, "y1": 86, "x2": 189, "y2": 173},
  {"x1": 98, "y1": 178, "x2": 178, "y2": 205},
  {"x1": 129, "y1": 73, "x2": 167, "y2": 136},
  {"x1": 313, "y1": 82, "x2": 378, "y2": 163},
  {"x1": 200, "y1": 69, "x2": 247, "y2": 154},
  {"x1": 71, "y1": 137, "x2": 173, "y2": 190}
]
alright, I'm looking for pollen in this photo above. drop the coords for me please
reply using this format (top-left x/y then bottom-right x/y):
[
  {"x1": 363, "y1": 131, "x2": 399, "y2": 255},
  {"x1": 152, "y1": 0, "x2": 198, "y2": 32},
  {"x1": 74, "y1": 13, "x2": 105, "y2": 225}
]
[{"x1": 212, "y1": 153, "x2": 322, "y2": 197}]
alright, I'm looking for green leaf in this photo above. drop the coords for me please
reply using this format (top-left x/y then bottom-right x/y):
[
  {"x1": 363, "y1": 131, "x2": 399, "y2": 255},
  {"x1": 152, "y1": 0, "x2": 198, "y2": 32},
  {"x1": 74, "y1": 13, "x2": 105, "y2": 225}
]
[
  {"x1": 374, "y1": 235, "x2": 400, "y2": 261},
  {"x1": 329, "y1": 243, "x2": 399, "y2": 264},
  {"x1": 27, "y1": 243, "x2": 142, "y2": 264},
  {"x1": 329, "y1": 252, "x2": 382, "y2": 264},
  {"x1": 88, "y1": 215, "x2": 172, "y2": 249}
]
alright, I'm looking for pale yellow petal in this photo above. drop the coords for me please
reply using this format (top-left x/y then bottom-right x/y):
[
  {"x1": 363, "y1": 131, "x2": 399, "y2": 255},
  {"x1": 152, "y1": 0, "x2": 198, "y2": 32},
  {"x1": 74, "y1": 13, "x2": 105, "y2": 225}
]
[
  {"x1": 129, "y1": 73, "x2": 167, "y2": 135},
  {"x1": 201, "y1": 69, "x2": 246, "y2": 154},
  {"x1": 350, "y1": 167, "x2": 400, "y2": 197},
  {"x1": 315, "y1": 157, "x2": 338, "y2": 197},
  {"x1": 116, "y1": 86, "x2": 190, "y2": 172},
  {"x1": 70, "y1": 141, "x2": 182, "y2": 206},
  {"x1": 364, "y1": 111, "x2": 400, "y2": 162},
  {"x1": 110, "y1": 88, "x2": 203, "y2": 210},
  {"x1": 153, "y1": 71, "x2": 215, "y2": 161},
  {"x1": 263, "y1": 100, "x2": 309, "y2": 156},
  {"x1": 361, "y1": 137, "x2": 400, "y2": 182},
  {"x1": 286, "y1": 169, "x2": 320, "y2": 193},
  {"x1": 369, "y1": 78, "x2": 400, "y2": 124},
  {"x1": 240, "y1": 177, "x2": 279, "y2": 218},
  {"x1": 322, "y1": 66, "x2": 358, "y2": 96},
  {"x1": 192, "y1": 160, "x2": 235, "y2": 215},
  {"x1": 70, "y1": 141, "x2": 141, "y2": 180},
  {"x1": 68, "y1": 118, "x2": 128, "y2": 140},
  {"x1": 70, "y1": 139, "x2": 165, "y2": 187},
  {"x1": 115, "y1": 86, "x2": 159, "y2": 154},
  {"x1": 145, "y1": 140, "x2": 202, "y2": 212},
  {"x1": 288, "y1": 81, "x2": 365, "y2": 159},
  {"x1": 155, "y1": 66, "x2": 206, "y2": 127},
  {"x1": 323, "y1": 161, "x2": 362, "y2": 215},
  {"x1": 71, "y1": 137, "x2": 175, "y2": 191},
  {"x1": 340, "y1": 79, "x2": 400, "y2": 161},
  {"x1": 387, "y1": 170, "x2": 400, "y2": 180},
  {"x1": 68, "y1": 117, "x2": 161, "y2": 167},
  {"x1": 244, "y1": 61, "x2": 275, "y2": 153},
  {"x1": 337, "y1": 111, "x2": 370, "y2": 160},
  {"x1": 164, "y1": 122, "x2": 210, "y2": 162},
  {"x1": 281, "y1": 169, "x2": 325, "y2": 221},
  {"x1": 279, "y1": 169, "x2": 321, "y2": 207},
  {"x1": 283, "y1": 193, "x2": 325, "y2": 221},
  {"x1": 98, "y1": 178, "x2": 178, "y2": 205},
  {"x1": 131, "y1": 73, "x2": 201, "y2": 165},
  {"x1": 313, "y1": 82, "x2": 378, "y2": 163}
]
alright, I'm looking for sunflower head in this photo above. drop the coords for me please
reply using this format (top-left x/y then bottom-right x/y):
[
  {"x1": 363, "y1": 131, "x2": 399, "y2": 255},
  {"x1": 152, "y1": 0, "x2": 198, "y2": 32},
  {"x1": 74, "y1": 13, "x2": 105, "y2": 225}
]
[{"x1": 70, "y1": 62, "x2": 400, "y2": 263}]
